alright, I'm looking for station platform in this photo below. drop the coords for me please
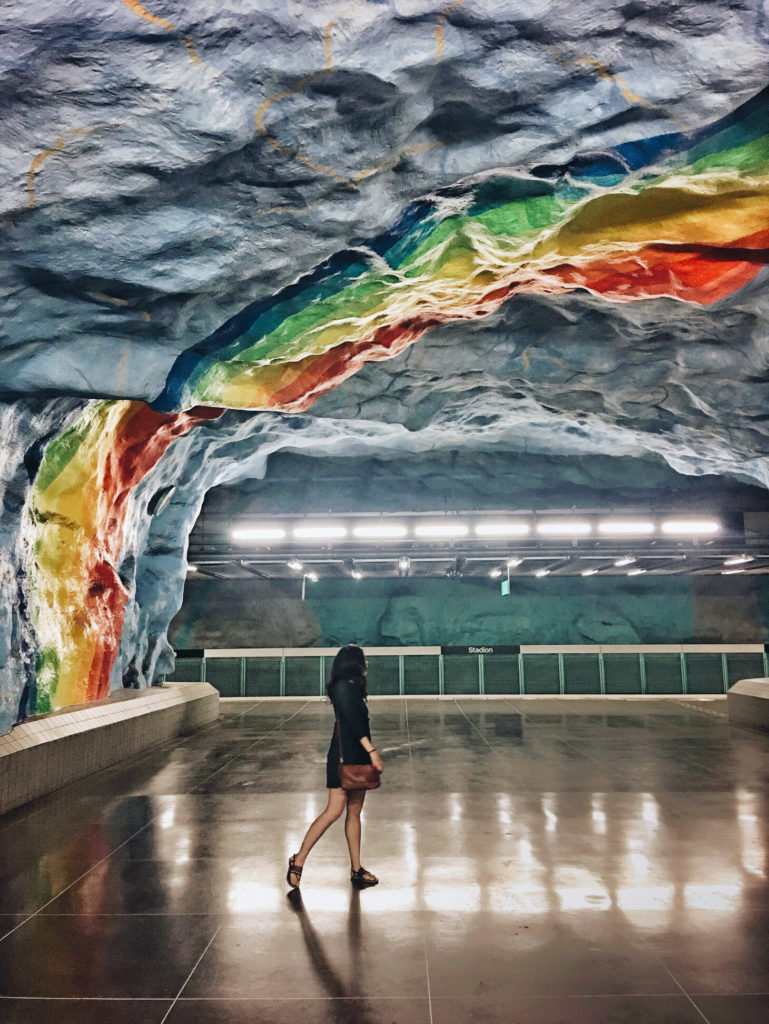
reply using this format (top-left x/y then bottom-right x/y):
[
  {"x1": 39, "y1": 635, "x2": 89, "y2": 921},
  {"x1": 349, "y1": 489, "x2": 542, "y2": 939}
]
[{"x1": 0, "y1": 696, "x2": 767, "y2": 1023}]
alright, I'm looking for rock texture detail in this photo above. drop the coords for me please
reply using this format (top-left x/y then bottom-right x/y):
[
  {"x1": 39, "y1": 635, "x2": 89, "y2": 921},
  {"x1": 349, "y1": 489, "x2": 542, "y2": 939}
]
[{"x1": 1, "y1": 2, "x2": 768, "y2": 733}]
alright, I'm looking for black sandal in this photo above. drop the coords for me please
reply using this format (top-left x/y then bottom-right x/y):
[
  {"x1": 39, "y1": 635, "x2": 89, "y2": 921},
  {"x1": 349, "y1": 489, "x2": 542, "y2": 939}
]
[
  {"x1": 351, "y1": 866, "x2": 378, "y2": 888},
  {"x1": 287, "y1": 854, "x2": 303, "y2": 889}
]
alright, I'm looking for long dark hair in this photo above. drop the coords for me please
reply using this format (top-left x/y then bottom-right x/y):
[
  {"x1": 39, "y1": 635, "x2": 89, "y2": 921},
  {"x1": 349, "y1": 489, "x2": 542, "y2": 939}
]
[{"x1": 327, "y1": 644, "x2": 368, "y2": 701}]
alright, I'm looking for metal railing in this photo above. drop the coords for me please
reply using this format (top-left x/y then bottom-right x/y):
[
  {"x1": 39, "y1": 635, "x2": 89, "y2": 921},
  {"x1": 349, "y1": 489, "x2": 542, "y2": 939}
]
[{"x1": 164, "y1": 644, "x2": 768, "y2": 698}]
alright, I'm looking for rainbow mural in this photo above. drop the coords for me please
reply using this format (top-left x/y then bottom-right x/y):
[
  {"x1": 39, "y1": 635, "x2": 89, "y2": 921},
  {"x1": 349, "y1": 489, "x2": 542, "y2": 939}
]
[
  {"x1": 23, "y1": 86, "x2": 769, "y2": 715},
  {"x1": 153, "y1": 85, "x2": 769, "y2": 415}
]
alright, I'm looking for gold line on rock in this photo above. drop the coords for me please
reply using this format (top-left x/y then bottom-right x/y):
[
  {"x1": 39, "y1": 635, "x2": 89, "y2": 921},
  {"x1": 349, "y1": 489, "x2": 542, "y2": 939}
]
[
  {"x1": 551, "y1": 49, "x2": 687, "y2": 130},
  {"x1": 121, "y1": 0, "x2": 176, "y2": 31},
  {"x1": 26, "y1": 126, "x2": 114, "y2": 207},
  {"x1": 435, "y1": 0, "x2": 466, "y2": 63},
  {"x1": 182, "y1": 34, "x2": 222, "y2": 76},
  {"x1": 324, "y1": 0, "x2": 366, "y2": 70},
  {"x1": 256, "y1": 75, "x2": 352, "y2": 185},
  {"x1": 520, "y1": 345, "x2": 567, "y2": 373}
]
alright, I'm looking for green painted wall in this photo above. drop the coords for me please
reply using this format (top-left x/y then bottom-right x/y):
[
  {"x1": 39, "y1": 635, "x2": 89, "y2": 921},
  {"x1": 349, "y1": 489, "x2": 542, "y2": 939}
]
[
  {"x1": 171, "y1": 574, "x2": 769, "y2": 650},
  {"x1": 308, "y1": 575, "x2": 769, "y2": 647}
]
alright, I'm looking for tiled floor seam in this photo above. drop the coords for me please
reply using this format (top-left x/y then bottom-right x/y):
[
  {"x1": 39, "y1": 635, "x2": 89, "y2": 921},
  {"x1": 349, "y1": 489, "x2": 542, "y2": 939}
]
[
  {"x1": 0, "y1": 703, "x2": 306, "y2": 947},
  {"x1": 159, "y1": 923, "x2": 223, "y2": 1024},
  {"x1": 189, "y1": 701, "x2": 310, "y2": 788}
]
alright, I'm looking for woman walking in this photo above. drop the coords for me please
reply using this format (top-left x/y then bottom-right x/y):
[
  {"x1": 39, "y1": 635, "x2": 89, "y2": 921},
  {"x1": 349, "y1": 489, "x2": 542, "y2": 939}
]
[{"x1": 287, "y1": 644, "x2": 384, "y2": 889}]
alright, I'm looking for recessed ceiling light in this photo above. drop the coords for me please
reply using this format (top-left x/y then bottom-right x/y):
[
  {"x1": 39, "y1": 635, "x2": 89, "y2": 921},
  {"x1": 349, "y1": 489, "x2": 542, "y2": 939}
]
[
  {"x1": 353, "y1": 524, "x2": 408, "y2": 539},
  {"x1": 414, "y1": 523, "x2": 469, "y2": 538},
  {"x1": 232, "y1": 526, "x2": 286, "y2": 541},
  {"x1": 534, "y1": 568, "x2": 550, "y2": 577},
  {"x1": 536, "y1": 521, "x2": 591, "y2": 536},
  {"x1": 614, "y1": 556, "x2": 636, "y2": 568},
  {"x1": 598, "y1": 521, "x2": 655, "y2": 535},
  {"x1": 287, "y1": 559, "x2": 304, "y2": 571},
  {"x1": 293, "y1": 525, "x2": 347, "y2": 540},
  {"x1": 661, "y1": 519, "x2": 720, "y2": 535},
  {"x1": 723, "y1": 555, "x2": 753, "y2": 566},
  {"x1": 475, "y1": 522, "x2": 530, "y2": 537},
  {"x1": 581, "y1": 568, "x2": 598, "y2": 576}
]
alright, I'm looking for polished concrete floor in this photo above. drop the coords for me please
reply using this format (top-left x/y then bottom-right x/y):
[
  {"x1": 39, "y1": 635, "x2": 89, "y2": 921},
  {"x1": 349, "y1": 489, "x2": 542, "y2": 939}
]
[{"x1": 1, "y1": 695, "x2": 768, "y2": 1023}]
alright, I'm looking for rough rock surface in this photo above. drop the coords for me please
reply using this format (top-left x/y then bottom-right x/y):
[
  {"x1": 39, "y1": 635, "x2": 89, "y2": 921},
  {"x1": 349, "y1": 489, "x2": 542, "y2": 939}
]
[{"x1": 1, "y1": 1, "x2": 768, "y2": 732}]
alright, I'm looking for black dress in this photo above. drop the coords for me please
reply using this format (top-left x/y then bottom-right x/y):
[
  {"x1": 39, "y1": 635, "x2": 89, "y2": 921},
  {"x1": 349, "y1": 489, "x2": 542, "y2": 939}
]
[{"x1": 326, "y1": 678, "x2": 372, "y2": 789}]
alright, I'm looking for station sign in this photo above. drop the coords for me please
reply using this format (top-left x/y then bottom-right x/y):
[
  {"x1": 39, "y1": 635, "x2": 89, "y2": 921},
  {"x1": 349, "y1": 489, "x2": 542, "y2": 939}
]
[{"x1": 441, "y1": 645, "x2": 521, "y2": 656}]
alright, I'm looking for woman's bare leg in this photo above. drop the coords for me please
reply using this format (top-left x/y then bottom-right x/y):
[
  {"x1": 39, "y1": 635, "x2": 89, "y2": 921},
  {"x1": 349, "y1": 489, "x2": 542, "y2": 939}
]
[
  {"x1": 344, "y1": 789, "x2": 366, "y2": 871},
  {"x1": 293, "y1": 788, "x2": 347, "y2": 870}
]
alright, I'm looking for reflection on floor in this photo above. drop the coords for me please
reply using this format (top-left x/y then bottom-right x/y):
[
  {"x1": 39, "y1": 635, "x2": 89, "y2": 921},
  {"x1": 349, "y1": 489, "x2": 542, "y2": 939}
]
[{"x1": 0, "y1": 696, "x2": 768, "y2": 1023}]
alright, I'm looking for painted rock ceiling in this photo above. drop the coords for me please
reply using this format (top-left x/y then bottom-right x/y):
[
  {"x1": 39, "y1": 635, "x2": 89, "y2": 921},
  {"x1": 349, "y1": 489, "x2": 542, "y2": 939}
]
[{"x1": 0, "y1": 0, "x2": 768, "y2": 731}]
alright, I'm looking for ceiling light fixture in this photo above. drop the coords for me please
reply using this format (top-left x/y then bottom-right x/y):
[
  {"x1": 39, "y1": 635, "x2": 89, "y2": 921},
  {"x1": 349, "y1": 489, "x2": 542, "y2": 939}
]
[
  {"x1": 581, "y1": 568, "x2": 598, "y2": 577},
  {"x1": 489, "y1": 568, "x2": 502, "y2": 578},
  {"x1": 723, "y1": 555, "x2": 753, "y2": 566},
  {"x1": 722, "y1": 568, "x2": 745, "y2": 575},
  {"x1": 536, "y1": 521, "x2": 591, "y2": 536},
  {"x1": 287, "y1": 559, "x2": 304, "y2": 571},
  {"x1": 534, "y1": 568, "x2": 550, "y2": 577},
  {"x1": 661, "y1": 519, "x2": 720, "y2": 535},
  {"x1": 187, "y1": 564, "x2": 198, "y2": 573},
  {"x1": 475, "y1": 522, "x2": 530, "y2": 537},
  {"x1": 305, "y1": 571, "x2": 319, "y2": 582},
  {"x1": 614, "y1": 556, "x2": 636, "y2": 568},
  {"x1": 506, "y1": 557, "x2": 523, "y2": 568},
  {"x1": 352, "y1": 524, "x2": 408, "y2": 539},
  {"x1": 351, "y1": 569, "x2": 363, "y2": 580},
  {"x1": 397, "y1": 557, "x2": 411, "y2": 577},
  {"x1": 293, "y1": 525, "x2": 347, "y2": 540},
  {"x1": 414, "y1": 523, "x2": 469, "y2": 538},
  {"x1": 597, "y1": 520, "x2": 655, "y2": 535},
  {"x1": 627, "y1": 568, "x2": 646, "y2": 576},
  {"x1": 232, "y1": 526, "x2": 286, "y2": 541}
]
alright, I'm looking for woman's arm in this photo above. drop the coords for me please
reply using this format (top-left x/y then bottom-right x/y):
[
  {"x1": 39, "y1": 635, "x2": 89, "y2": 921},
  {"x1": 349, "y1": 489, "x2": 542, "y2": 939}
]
[{"x1": 335, "y1": 682, "x2": 383, "y2": 771}]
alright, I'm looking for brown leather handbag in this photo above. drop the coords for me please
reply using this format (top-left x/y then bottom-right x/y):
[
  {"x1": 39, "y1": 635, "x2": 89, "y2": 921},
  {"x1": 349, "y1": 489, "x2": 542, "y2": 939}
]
[{"x1": 336, "y1": 719, "x2": 382, "y2": 791}]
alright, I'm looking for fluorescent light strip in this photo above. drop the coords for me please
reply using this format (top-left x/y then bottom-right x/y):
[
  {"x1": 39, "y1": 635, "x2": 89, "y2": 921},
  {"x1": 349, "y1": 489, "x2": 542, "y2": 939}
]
[
  {"x1": 627, "y1": 568, "x2": 646, "y2": 576},
  {"x1": 414, "y1": 523, "x2": 469, "y2": 538},
  {"x1": 723, "y1": 555, "x2": 753, "y2": 566},
  {"x1": 581, "y1": 568, "x2": 598, "y2": 576},
  {"x1": 598, "y1": 521, "x2": 655, "y2": 536},
  {"x1": 614, "y1": 557, "x2": 636, "y2": 568},
  {"x1": 475, "y1": 522, "x2": 530, "y2": 537},
  {"x1": 232, "y1": 527, "x2": 286, "y2": 541},
  {"x1": 534, "y1": 568, "x2": 550, "y2": 577},
  {"x1": 537, "y1": 521, "x2": 591, "y2": 536},
  {"x1": 352, "y1": 525, "x2": 408, "y2": 539},
  {"x1": 661, "y1": 520, "x2": 720, "y2": 535},
  {"x1": 293, "y1": 526, "x2": 347, "y2": 540},
  {"x1": 722, "y1": 568, "x2": 745, "y2": 575}
]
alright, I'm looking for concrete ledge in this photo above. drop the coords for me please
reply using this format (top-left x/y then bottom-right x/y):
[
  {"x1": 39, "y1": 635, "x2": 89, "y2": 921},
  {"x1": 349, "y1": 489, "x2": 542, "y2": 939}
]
[
  {"x1": 727, "y1": 677, "x2": 769, "y2": 730},
  {"x1": 0, "y1": 682, "x2": 219, "y2": 816}
]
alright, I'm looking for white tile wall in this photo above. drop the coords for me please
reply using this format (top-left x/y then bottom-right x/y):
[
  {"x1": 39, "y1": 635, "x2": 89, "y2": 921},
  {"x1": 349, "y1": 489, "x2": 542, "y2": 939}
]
[{"x1": 0, "y1": 683, "x2": 219, "y2": 816}]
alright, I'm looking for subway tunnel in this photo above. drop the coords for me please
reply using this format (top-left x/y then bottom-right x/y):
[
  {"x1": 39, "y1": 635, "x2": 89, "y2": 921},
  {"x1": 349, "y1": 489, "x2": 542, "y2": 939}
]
[{"x1": 1, "y1": 1, "x2": 769, "y2": 1020}]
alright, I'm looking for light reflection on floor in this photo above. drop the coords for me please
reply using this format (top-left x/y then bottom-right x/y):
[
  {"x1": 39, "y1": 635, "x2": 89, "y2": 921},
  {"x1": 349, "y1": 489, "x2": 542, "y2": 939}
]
[{"x1": 0, "y1": 696, "x2": 768, "y2": 1023}]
